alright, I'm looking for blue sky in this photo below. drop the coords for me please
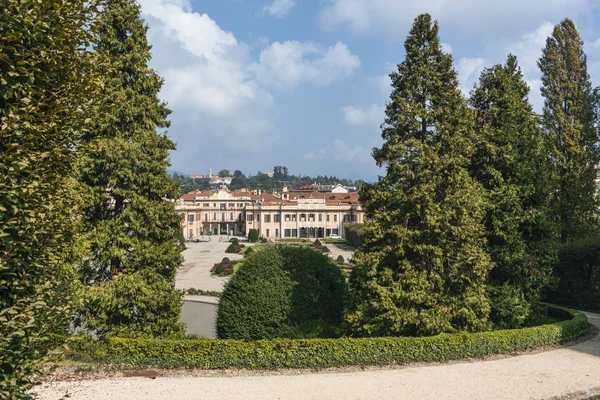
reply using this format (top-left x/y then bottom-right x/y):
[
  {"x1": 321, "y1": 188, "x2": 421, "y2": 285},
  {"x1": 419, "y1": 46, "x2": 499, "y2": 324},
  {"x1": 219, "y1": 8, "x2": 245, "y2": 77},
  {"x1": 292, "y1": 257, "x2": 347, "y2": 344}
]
[{"x1": 139, "y1": 0, "x2": 600, "y2": 181}]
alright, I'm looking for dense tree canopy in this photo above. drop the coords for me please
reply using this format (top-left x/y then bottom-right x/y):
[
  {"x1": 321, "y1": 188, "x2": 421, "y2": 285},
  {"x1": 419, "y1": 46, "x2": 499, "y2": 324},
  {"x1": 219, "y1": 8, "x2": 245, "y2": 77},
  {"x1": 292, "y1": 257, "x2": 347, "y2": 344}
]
[
  {"x1": 75, "y1": 0, "x2": 184, "y2": 338},
  {"x1": 539, "y1": 18, "x2": 600, "y2": 243},
  {"x1": 345, "y1": 14, "x2": 491, "y2": 337},
  {"x1": 470, "y1": 55, "x2": 556, "y2": 328},
  {"x1": 0, "y1": 0, "x2": 98, "y2": 396}
]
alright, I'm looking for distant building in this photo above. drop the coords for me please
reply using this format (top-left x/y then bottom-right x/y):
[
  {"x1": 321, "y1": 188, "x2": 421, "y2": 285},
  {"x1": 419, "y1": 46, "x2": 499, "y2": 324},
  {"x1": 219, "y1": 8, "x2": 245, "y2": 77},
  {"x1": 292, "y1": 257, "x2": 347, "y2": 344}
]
[
  {"x1": 190, "y1": 169, "x2": 232, "y2": 185},
  {"x1": 176, "y1": 185, "x2": 364, "y2": 240}
]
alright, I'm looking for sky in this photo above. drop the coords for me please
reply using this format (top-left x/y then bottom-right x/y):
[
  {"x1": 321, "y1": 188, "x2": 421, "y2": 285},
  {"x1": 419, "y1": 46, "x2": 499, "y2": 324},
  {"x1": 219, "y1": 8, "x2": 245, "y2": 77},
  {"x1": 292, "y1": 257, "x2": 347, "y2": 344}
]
[{"x1": 138, "y1": 0, "x2": 600, "y2": 181}]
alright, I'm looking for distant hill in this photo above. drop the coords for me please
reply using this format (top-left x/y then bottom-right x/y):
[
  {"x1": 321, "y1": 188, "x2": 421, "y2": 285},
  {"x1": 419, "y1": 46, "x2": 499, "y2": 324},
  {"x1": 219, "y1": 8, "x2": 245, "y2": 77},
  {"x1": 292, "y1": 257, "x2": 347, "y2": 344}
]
[{"x1": 167, "y1": 168, "x2": 188, "y2": 177}]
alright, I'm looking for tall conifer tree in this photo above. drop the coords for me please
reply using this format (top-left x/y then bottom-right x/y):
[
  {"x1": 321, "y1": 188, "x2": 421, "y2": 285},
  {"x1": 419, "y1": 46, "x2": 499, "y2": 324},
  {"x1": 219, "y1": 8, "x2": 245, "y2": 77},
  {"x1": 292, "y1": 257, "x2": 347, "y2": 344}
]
[
  {"x1": 538, "y1": 19, "x2": 600, "y2": 244},
  {"x1": 345, "y1": 14, "x2": 491, "y2": 337},
  {"x1": 1, "y1": 0, "x2": 97, "y2": 395},
  {"x1": 470, "y1": 55, "x2": 556, "y2": 328},
  {"x1": 76, "y1": 0, "x2": 184, "y2": 337}
]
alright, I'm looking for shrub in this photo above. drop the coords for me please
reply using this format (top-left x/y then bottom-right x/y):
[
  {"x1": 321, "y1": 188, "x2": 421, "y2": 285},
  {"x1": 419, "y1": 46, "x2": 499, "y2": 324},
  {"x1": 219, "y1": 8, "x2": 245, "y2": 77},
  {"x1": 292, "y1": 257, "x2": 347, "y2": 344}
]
[
  {"x1": 314, "y1": 239, "x2": 322, "y2": 247},
  {"x1": 210, "y1": 258, "x2": 240, "y2": 277},
  {"x1": 488, "y1": 283, "x2": 531, "y2": 329},
  {"x1": 229, "y1": 238, "x2": 239, "y2": 245},
  {"x1": 551, "y1": 238, "x2": 600, "y2": 310},
  {"x1": 344, "y1": 224, "x2": 365, "y2": 248},
  {"x1": 185, "y1": 289, "x2": 222, "y2": 297},
  {"x1": 67, "y1": 305, "x2": 588, "y2": 370},
  {"x1": 248, "y1": 229, "x2": 259, "y2": 243},
  {"x1": 337, "y1": 255, "x2": 345, "y2": 264},
  {"x1": 321, "y1": 246, "x2": 330, "y2": 253},
  {"x1": 245, "y1": 247, "x2": 254, "y2": 255},
  {"x1": 217, "y1": 246, "x2": 348, "y2": 340},
  {"x1": 222, "y1": 257, "x2": 231, "y2": 264},
  {"x1": 260, "y1": 238, "x2": 268, "y2": 244}
]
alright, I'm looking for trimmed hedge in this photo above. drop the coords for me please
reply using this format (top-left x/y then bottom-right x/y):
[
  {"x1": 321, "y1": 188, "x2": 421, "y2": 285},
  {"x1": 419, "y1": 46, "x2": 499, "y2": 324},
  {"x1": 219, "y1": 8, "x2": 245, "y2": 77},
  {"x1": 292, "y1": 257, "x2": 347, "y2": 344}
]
[{"x1": 66, "y1": 305, "x2": 588, "y2": 370}]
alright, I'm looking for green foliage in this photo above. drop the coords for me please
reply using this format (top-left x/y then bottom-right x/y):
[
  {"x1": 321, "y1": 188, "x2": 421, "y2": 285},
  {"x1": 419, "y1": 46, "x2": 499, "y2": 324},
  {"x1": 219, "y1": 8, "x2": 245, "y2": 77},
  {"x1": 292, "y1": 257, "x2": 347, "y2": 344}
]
[
  {"x1": 0, "y1": 0, "x2": 98, "y2": 396},
  {"x1": 337, "y1": 255, "x2": 345, "y2": 264},
  {"x1": 313, "y1": 239, "x2": 322, "y2": 247},
  {"x1": 346, "y1": 14, "x2": 491, "y2": 337},
  {"x1": 75, "y1": 0, "x2": 184, "y2": 338},
  {"x1": 321, "y1": 246, "x2": 330, "y2": 253},
  {"x1": 67, "y1": 306, "x2": 587, "y2": 370},
  {"x1": 260, "y1": 237, "x2": 268, "y2": 244},
  {"x1": 248, "y1": 229, "x2": 259, "y2": 243},
  {"x1": 539, "y1": 19, "x2": 600, "y2": 243},
  {"x1": 488, "y1": 283, "x2": 531, "y2": 329},
  {"x1": 550, "y1": 238, "x2": 600, "y2": 310},
  {"x1": 245, "y1": 247, "x2": 254, "y2": 255},
  {"x1": 226, "y1": 244, "x2": 238, "y2": 254},
  {"x1": 229, "y1": 238, "x2": 240, "y2": 245},
  {"x1": 469, "y1": 55, "x2": 557, "y2": 328},
  {"x1": 210, "y1": 258, "x2": 238, "y2": 277},
  {"x1": 344, "y1": 224, "x2": 365, "y2": 248},
  {"x1": 77, "y1": 271, "x2": 185, "y2": 339},
  {"x1": 217, "y1": 247, "x2": 348, "y2": 340}
]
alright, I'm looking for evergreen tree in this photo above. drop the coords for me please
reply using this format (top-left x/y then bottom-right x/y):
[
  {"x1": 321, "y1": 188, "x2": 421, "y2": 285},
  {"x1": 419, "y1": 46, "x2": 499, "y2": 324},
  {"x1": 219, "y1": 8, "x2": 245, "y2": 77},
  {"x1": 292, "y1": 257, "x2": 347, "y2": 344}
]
[
  {"x1": 76, "y1": 0, "x2": 184, "y2": 337},
  {"x1": 1, "y1": 0, "x2": 98, "y2": 395},
  {"x1": 469, "y1": 55, "x2": 556, "y2": 328},
  {"x1": 345, "y1": 14, "x2": 491, "y2": 337},
  {"x1": 538, "y1": 18, "x2": 600, "y2": 243}
]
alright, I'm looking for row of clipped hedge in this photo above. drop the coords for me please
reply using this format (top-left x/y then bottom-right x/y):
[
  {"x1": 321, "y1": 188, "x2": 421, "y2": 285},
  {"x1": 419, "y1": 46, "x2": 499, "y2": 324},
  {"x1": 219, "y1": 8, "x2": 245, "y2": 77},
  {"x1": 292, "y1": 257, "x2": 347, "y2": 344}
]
[{"x1": 65, "y1": 305, "x2": 588, "y2": 370}]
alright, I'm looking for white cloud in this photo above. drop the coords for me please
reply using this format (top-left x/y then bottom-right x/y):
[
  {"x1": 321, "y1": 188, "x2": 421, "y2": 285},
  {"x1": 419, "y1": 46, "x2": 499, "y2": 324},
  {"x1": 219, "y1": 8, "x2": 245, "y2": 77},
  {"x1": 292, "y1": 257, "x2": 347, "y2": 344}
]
[
  {"x1": 251, "y1": 41, "x2": 361, "y2": 87},
  {"x1": 341, "y1": 104, "x2": 384, "y2": 127},
  {"x1": 441, "y1": 42, "x2": 453, "y2": 54},
  {"x1": 138, "y1": 0, "x2": 274, "y2": 152},
  {"x1": 305, "y1": 139, "x2": 371, "y2": 163},
  {"x1": 457, "y1": 57, "x2": 485, "y2": 95},
  {"x1": 263, "y1": 0, "x2": 296, "y2": 18},
  {"x1": 318, "y1": 0, "x2": 591, "y2": 39}
]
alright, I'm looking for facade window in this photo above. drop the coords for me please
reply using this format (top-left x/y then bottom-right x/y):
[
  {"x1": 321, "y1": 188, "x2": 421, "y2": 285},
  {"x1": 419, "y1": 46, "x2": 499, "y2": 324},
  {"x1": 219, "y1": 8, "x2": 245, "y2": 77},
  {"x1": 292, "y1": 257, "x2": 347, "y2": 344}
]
[
  {"x1": 238, "y1": 213, "x2": 243, "y2": 222},
  {"x1": 213, "y1": 212, "x2": 217, "y2": 220},
  {"x1": 264, "y1": 214, "x2": 271, "y2": 223},
  {"x1": 300, "y1": 213, "x2": 306, "y2": 221},
  {"x1": 351, "y1": 215, "x2": 356, "y2": 222},
  {"x1": 274, "y1": 214, "x2": 280, "y2": 223},
  {"x1": 230, "y1": 212, "x2": 234, "y2": 220},
  {"x1": 203, "y1": 203, "x2": 209, "y2": 207},
  {"x1": 285, "y1": 229, "x2": 291, "y2": 237},
  {"x1": 285, "y1": 214, "x2": 290, "y2": 222},
  {"x1": 248, "y1": 214, "x2": 254, "y2": 222},
  {"x1": 229, "y1": 203, "x2": 235, "y2": 208},
  {"x1": 318, "y1": 214, "x2": 322, "y2": 222},
  {"x1": 334, "y1": 215, "x2": 338, "y2": 222},
  {"x1": 326, "y1": 214, "x2": 330, "y2": 222},
  {"x1": 220, "y1": 203, "x2": 226, "y2": 210},
  {"x1": 275, "y1": 228, "x2": 279, "y2": 237},
  {"x1": 222, "y1": 212, "x2": 225, "y2": 221},
  {"x1": 213, "y1": 203, "x2": 217, "y2": 207},
  {"x1": 292, "y1": 229, "x2": 298, "y2": 237},
  {"x1": 266, "y1": 228, "x2": 270, "y2": 237},
  {"x1": 344, "y1": 214, "x2": 351, "y2": 223},
  {"x1": 256, "y1": 214, "x2": 260, "y2": 222},
  {"x1": 204, "y1": 213, "x2": 208, "y2": 222},
  {"x1": 188, "y1": 214, "x2": 194, "y2": 224},
  {"x1": 237, "y1": 203, "x2": 244, "y2": 207},
  {"x1": 292, "y1": 214, "x2": 297, "y2": 221},
  {"x1": 332, "y1": 229, "x2": 339, "y2": 235},
  {"x1": 309, "y1": 213, "x2": 315, "y2": 221}
]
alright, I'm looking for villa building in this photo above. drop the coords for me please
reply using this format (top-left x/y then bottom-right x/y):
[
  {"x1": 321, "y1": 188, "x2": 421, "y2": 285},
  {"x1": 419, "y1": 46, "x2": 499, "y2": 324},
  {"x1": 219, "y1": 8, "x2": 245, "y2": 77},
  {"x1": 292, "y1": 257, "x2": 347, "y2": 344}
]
[{"x1": 176, "y1": 185, "x2": 364, "y2": 240}]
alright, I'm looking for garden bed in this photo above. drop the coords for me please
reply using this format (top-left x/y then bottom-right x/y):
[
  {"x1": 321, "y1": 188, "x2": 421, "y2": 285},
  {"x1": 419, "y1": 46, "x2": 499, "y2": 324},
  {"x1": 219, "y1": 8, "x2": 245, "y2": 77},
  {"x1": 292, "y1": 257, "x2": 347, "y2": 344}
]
[{"x1": 63, "y1": 305, "x2": 588, "y2": 370}]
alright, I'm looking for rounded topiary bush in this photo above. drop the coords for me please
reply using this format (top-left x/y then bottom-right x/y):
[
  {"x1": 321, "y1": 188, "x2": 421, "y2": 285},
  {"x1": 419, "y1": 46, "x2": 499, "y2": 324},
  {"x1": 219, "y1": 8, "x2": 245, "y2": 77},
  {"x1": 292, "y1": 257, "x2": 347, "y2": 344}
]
[
  {"x1": 336, "y1": 255, "x2": 344, "y2": 264},
  {"x1": 225, "y1": 243, "x2": 237, "y2": 253},
  {"x1": 245, "y1": 247, "x2": 254, "y2": 255},
  {"x1": 216, "y1": 246, "x2": 348, "y2": 340}
]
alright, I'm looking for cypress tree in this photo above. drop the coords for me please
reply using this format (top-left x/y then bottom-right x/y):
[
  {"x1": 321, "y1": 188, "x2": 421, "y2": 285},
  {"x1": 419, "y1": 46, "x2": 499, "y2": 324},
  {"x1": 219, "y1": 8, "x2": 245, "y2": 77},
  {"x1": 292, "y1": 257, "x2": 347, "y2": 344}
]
[
  {"x1": 76, "y1": 0, "x2": 184, "y2": 337},
  {"x1": 345, "y1": 14, "x2": 491, "y2": 337},
  {"x1": 469, "y1": 55, "x2": 556, "y2": 328},
  {"x1": 538, "y1": 18, "x2": 600, "y2": 244},
  {"x1": 1, "y1": 0, "x2": 97, "y2": 395}
]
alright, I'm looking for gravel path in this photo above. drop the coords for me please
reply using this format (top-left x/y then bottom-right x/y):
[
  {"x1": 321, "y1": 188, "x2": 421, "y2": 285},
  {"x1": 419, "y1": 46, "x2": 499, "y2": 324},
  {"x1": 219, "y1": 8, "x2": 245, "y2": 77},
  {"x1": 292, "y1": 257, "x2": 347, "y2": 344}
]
[{"x1": 34, "y1": 312, "x2": 600, "y2": 400}]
